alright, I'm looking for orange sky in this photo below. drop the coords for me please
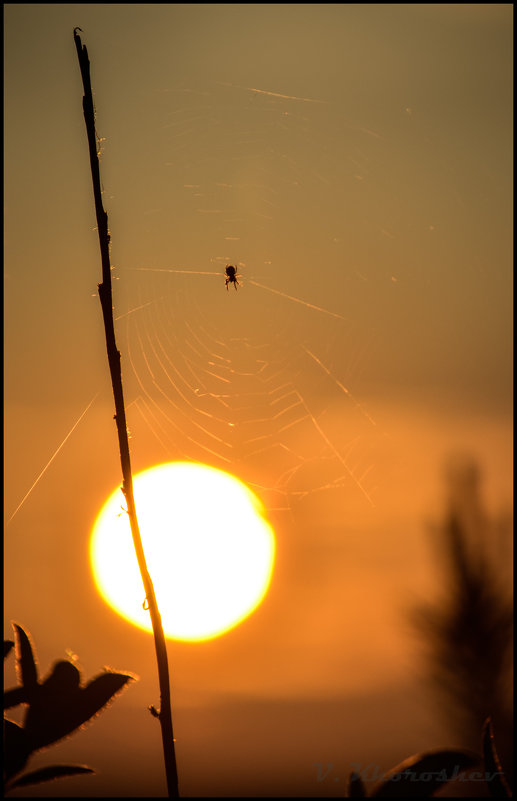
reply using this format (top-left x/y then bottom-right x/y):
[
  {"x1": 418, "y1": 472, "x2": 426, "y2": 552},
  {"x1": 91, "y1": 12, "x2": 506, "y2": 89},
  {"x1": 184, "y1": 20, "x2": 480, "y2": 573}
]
[{"x1": 4, "y1": 4, "x2": 513, "y2": 797}]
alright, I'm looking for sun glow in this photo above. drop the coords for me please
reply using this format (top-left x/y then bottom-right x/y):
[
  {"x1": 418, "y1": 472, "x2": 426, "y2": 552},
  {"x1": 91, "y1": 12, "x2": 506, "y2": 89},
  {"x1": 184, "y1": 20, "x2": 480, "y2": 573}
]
[{"x1": 90, "y1": 462, "x2": 275, "y2": 641}]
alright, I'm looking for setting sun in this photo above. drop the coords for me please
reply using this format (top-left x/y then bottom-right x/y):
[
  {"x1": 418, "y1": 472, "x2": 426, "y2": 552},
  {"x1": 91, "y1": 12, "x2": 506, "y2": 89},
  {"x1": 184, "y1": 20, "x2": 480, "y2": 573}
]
[{"x1": 90, "y1": 462, "x2": 275, "y2": 641}]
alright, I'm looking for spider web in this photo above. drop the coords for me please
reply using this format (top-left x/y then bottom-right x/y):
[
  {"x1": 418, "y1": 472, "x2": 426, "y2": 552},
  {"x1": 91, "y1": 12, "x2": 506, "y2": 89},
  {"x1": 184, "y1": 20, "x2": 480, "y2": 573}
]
[{"x1": 108, "y1": 80, "x2": 384, "y2": 520}]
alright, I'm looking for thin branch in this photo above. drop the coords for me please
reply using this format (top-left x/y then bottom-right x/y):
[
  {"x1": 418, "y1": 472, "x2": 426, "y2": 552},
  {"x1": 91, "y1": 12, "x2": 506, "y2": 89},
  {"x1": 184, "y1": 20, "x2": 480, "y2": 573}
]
[{"x1": 73, "y1": 27, "x2": 179, "y2": 798}]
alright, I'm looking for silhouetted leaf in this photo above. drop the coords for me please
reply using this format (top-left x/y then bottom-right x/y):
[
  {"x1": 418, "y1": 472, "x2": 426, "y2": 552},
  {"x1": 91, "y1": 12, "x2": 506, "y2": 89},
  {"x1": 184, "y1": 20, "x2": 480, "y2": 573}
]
[
  {"x1": 7, "y1": 764, "x2": 94, "y2": 790},
  {"x1": 371, "y1": 749, "x2": 480, "y2": 797},
  {"x1": 4, "y1": 624, "x2": 136, "y2": 792},
  {"x1": 3, "y1": 687, "x2": 29, "y2": 709},
  {"x1": 13, "y1": 623, "x2": 38, "y2": 694},
  {"x1": 3, "y1": 718, "x2": 31, "y2": 782},
  {"x1": 24, "y1": 663, "x2": 135, "y2": 750},
  {"x1": 482, "y1": 718, "x2": 512, "y2": 798},
  {"x1": 348, "y1": 770, "x2": 367, "y2": 797},
  {"x1": 4, "y1": 640, "x2": 15, "y2": 659},
  {"x1": 81, "y1": 670, "x2": 134, "y2": 713}
]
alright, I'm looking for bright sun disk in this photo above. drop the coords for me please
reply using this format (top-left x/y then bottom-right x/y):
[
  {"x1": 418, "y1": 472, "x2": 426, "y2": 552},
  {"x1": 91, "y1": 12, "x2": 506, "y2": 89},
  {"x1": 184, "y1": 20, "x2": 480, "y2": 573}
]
[{"x1": 90, "y1": 462, "x2": 275, "y2": 641}]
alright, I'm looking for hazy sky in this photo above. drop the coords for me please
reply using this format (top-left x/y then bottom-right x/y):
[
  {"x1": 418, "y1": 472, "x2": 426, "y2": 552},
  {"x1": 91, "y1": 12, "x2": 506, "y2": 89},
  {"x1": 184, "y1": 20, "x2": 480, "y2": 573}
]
[{"x1": 4, "y1": 4, "x2": 513, "y2": 797}]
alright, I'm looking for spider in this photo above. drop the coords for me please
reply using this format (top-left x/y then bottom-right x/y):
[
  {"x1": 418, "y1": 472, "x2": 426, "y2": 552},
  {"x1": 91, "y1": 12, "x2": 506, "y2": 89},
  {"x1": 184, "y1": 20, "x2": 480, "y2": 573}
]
[{"x1": 225, "y1": 264, "x2": 241, "y2": 291}]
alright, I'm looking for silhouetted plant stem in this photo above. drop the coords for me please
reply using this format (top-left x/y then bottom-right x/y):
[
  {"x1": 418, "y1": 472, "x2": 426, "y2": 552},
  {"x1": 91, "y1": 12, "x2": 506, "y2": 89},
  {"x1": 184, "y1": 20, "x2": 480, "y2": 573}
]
[{"x1": 73, "y1": 28, "x2": 179, "y2": 798}]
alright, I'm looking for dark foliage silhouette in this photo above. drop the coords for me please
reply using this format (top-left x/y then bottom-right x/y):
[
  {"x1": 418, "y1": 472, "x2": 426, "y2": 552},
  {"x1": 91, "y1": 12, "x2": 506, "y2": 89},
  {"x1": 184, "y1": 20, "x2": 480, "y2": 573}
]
[
  {"x1": 343, "y1": 719, "x2": 510, "y2": 797},
  {"x1": 3, "y1": 623, "x2": 135, "y2": 792},
  {"x1": 482, "y1": 718, "x2": 513, "y2": 798},
  {"x1": 411, "y1": 455, "x2": 513, "y2": 794}
]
